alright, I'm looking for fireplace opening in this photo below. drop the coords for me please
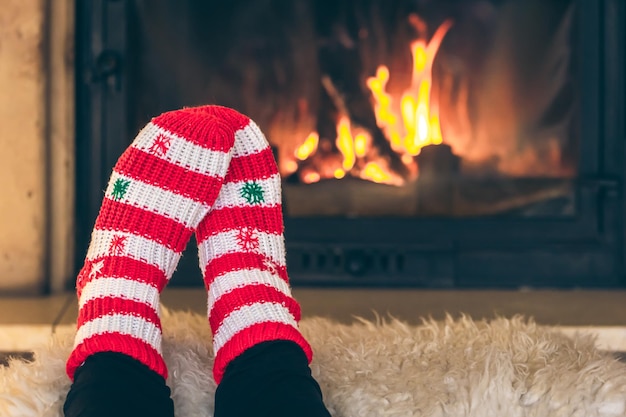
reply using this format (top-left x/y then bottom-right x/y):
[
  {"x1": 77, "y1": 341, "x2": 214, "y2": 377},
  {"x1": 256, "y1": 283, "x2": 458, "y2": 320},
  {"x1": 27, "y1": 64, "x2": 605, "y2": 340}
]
[
  {"x1": 129, "y1": 0, "x2": 578, "y2": 218},
  {"x1": 75, "y1": 0, "x2": 625, "y2": 288}
]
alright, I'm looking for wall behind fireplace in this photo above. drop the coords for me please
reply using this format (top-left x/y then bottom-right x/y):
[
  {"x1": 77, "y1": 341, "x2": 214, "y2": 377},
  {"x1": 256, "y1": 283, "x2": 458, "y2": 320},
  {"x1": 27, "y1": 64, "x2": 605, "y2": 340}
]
[{"x1": 0, "y1": 0, "x2": 74, "y2": 295}]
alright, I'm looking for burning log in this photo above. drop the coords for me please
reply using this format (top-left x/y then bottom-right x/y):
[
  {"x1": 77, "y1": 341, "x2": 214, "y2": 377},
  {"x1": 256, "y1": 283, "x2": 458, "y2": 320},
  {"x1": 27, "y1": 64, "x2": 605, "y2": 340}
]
[
  {"x1": 283, "y1": 177, "x2": 418, "y2": 217},
  {"x1": 320, "y1": 75, "x2": 411, "y2": 181},
  {"x1": 416, "y1": 144, "x2": 460, "y2": 215}
]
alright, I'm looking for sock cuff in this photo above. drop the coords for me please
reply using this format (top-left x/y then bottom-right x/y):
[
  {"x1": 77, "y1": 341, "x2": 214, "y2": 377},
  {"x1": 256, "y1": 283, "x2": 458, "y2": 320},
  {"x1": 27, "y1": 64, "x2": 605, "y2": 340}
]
[
  {"x1": 67, "y1": 324, "x2": 168, "y2": 381},
  {"x1": 213, "y1": 321, "x2": 313, "y2": 384}
]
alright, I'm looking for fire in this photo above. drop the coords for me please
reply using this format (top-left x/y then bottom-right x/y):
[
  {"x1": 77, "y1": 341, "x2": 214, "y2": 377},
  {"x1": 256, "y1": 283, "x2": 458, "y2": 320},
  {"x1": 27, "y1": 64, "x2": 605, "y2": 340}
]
[
  {"x1": 303, "y1": 171, "x2": 321, "y2": 184},
  {"x1": 334, "y1": 169, "x2": 346, "y2": 179},
  {"x1": 295, "y1": 132, "x2": 319, "y2": 160},
  {"x1": 366, "y1": 66, "x2": 401, "y2": 149},
  {"x1": 354, "y1": 133, "x2": 367, "y2": 157},
  {"x1": 361, "y1": 162, "x2": 392, "y2": 184},
  {"x1": 292, "y1": 16, "x2": 453, "y2": 185},
  {"x1": 370, "y1": 18, "x2": 452, "y2": 157},
  {"x1": 336, "y1": 116, "x2": 356, "y2": 171}
]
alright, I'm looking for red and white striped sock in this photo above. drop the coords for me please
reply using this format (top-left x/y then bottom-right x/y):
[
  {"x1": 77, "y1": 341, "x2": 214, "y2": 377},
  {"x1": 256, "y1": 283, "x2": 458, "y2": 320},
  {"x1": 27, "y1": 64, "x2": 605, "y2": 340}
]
[
  {"x1": 196, "y1": 118, "x2": 312, "y2": 384},
  {"x1": 66, "y1": 105, "x2": 245, "y2": 380}
]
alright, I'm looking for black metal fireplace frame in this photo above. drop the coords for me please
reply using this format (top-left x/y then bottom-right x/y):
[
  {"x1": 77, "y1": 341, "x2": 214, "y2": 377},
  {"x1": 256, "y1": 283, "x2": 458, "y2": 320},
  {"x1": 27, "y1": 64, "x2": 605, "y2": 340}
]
[{"x1": 74, "y1": 0, "x2": 625, "y2": 288}]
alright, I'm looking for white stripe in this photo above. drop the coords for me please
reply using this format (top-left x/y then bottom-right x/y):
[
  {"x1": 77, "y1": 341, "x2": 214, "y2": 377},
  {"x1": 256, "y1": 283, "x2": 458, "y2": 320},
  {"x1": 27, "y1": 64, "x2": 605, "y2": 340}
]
[
  {"x1": 74, "y1": 314, "x2": 162, "y2": 354},
  {"x1": 106, "y1": 171, "x2": 211, "y2": 228},
  {"x1": 133, "y1": 122, "x2": 231, "y2": 177},
  {"x1": 207, "y1": 269, "x2": 292, "y2": 310},
  {"x1": 79, "y1": 278, "x2": 160, "y2": 311},
  {"x1": 212, "y1": 302, "x2": 298, "y2": 353},
  {"x1": 232, "y1": 121, "x2": 270, "y2": 158},
  {"x1": 212, "y1": 173, "x2": 282, "y2": 210},
  {"x1": 197, "y1": 229, "x2": 286, "y2": 267},
  {"x1": 197, "y1": 235, "x2": 210, "y2": 276},
  {"x1": 86, "y1": 230, "x2": 181, "y2": 278}
]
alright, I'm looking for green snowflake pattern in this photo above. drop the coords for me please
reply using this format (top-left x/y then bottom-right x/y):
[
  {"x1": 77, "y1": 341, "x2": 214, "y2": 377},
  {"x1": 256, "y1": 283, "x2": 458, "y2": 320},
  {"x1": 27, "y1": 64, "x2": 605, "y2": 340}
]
[
  {"x1": 240, "y1": 181, "x2": 265, "y2": 205},
  {"x1": 111, "y1": 178, "x2": 131, "y2": 201}
]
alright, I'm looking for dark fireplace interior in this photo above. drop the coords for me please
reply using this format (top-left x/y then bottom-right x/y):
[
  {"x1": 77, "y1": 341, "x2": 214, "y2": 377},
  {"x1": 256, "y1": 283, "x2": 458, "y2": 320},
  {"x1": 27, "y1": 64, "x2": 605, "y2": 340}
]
[{"x1": 75, "y1": 0, "x2": 625, "y2": 288}]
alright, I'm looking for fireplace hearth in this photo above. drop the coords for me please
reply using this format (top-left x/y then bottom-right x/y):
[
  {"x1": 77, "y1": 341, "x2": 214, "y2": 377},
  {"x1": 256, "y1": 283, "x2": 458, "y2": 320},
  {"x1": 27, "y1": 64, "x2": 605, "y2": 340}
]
[{"x1": 75, "y1": 0, "x2": 625, "y2": 288}]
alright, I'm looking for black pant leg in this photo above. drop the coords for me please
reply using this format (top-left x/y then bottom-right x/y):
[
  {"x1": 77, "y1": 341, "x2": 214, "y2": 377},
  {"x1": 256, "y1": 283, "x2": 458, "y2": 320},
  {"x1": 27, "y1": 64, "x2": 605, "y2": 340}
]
[
  {"x1": 63, "y1": 352, "x2": 175, "y2": 417},
  {"x1": 215, "y1": 341, "x2": 331, "y2": 417}
]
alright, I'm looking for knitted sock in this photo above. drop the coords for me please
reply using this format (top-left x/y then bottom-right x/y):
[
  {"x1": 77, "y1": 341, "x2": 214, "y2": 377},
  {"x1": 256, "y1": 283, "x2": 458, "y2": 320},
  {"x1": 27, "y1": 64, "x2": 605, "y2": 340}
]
[
  {"x1": 66, "y1": 105, "x2": 246, "y2": 381},
  {"x1": 196, "y1": 117, "x2": 313, "y2": 383}
]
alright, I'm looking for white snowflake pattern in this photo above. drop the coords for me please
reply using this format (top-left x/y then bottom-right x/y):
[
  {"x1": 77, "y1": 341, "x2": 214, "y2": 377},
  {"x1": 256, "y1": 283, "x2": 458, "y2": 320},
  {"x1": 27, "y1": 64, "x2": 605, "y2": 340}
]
[
  {"x1": 263, "y1": 258, "x2": 279, "y2": 275},
  {"x1": 89, "y1": 259, "x2": 105, "y2": 280}
]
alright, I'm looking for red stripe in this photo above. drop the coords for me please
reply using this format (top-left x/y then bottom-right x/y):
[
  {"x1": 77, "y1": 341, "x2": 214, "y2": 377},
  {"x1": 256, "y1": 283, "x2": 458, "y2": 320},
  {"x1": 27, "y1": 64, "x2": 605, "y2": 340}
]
[
  {"x1": 76, "y1": 262, "x2": 95, "y2": 294},
  {"x1": 115, "y1": 147, "x2": 226, "y2": 206},
  {"x1": 77, "y1": 256, "x2": 167, "y2": 296},
  {"x1": 95, "y1": 198, "x2": 193, "y2": 253},
  {"x1": 196, "y1": 205, "x2": 284, "y2": 241},
  {"x1": 203, "y1": 252, "x2": 289, "y2": 286},
  {"x1": 151, "y1": 106, "x2": 247, "y2": 152},
  {"x1": 208, "y1": 285, "x2": 301, "y2": 331},
  {"x1": 66, "y1": 333, "x2": 167, "y2": 381},
  {"x1": 212, "y1": 322, "x2": 312, "y2": 384},
  {"x1": 77, "y1": 297, "x2": 162, "y2": 331},
  {"x1": 223, "y1": 147, "x2": 278, "y2": 183}
]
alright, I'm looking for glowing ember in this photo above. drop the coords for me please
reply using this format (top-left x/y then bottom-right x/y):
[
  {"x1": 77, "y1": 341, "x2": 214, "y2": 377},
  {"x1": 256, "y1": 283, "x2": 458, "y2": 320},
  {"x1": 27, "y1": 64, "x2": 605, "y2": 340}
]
[
  {"x1": 361, "y1": 162, "x2": 392, "y2": 184},
  {"x1": 303, "y1": 171, "x2": 321, "y2": 184},
  {"x1": 283, "y1": 159, "x2": 298, "y2": 174}
]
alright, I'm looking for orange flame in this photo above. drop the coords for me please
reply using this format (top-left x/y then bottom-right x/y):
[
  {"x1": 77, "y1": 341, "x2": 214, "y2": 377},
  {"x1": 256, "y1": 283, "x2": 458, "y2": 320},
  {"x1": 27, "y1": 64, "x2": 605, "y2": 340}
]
[
  {"x1": 354, "y1": 133, "x2": 368, "y2": 157},
  {"x1": 366, "y1": 67, "x2": 402, "y2": 149},
  {"x1": 295, "y1": 132, "x2": 319, "y2": 160},
  {"x1": 336, "y1": 116, "x2": 356, "y2": 171},
  {"x1": 368, "y1": 18, "x2": 453, "y2": 156}
]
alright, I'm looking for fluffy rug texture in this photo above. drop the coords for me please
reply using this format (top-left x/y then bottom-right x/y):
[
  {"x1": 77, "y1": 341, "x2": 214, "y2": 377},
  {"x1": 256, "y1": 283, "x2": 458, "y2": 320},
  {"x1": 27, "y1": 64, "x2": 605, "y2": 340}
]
[{"x1": 1, "y1": 309, "x2": 625, "y2": 417}]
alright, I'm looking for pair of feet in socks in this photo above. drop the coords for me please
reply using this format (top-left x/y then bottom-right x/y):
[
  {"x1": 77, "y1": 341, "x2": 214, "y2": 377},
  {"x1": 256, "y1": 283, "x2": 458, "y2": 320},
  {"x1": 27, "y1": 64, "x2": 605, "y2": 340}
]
[
  {"x1": 63, "y1": 106, "x2": 331, "y2": 416},
  {"x1": 64, "y1": 341, "x2": 330, "y2": 417}
]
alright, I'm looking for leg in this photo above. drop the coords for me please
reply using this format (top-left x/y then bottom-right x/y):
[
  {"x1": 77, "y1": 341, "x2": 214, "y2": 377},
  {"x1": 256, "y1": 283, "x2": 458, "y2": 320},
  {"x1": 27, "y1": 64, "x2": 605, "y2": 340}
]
[
  {"x1": 196, "y1": 120, "x2": 331, "y2": 416},
  {"x1": 64, "y1": 106, "x2": 248, "y2": 417}
]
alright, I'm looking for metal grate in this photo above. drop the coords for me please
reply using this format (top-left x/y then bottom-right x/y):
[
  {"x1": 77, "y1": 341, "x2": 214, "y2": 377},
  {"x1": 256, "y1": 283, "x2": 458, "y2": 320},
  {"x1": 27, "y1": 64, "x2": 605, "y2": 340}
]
[{"x1": 286, "y1": 245, "x2": 454, "y2": 287}]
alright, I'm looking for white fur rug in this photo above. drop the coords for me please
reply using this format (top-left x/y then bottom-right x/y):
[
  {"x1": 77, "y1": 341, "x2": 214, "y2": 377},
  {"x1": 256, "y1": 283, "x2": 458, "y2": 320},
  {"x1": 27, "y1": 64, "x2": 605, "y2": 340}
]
[{"x1": 1, "y1": 309, "x2": 625, "y2": 417}]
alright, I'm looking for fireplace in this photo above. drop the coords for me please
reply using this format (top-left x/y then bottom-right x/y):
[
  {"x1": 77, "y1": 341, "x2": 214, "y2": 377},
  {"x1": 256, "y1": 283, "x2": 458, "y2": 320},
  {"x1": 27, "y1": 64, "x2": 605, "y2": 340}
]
[{"x1": 75, "y1": 0, "x2": 625, "y2": 287}]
